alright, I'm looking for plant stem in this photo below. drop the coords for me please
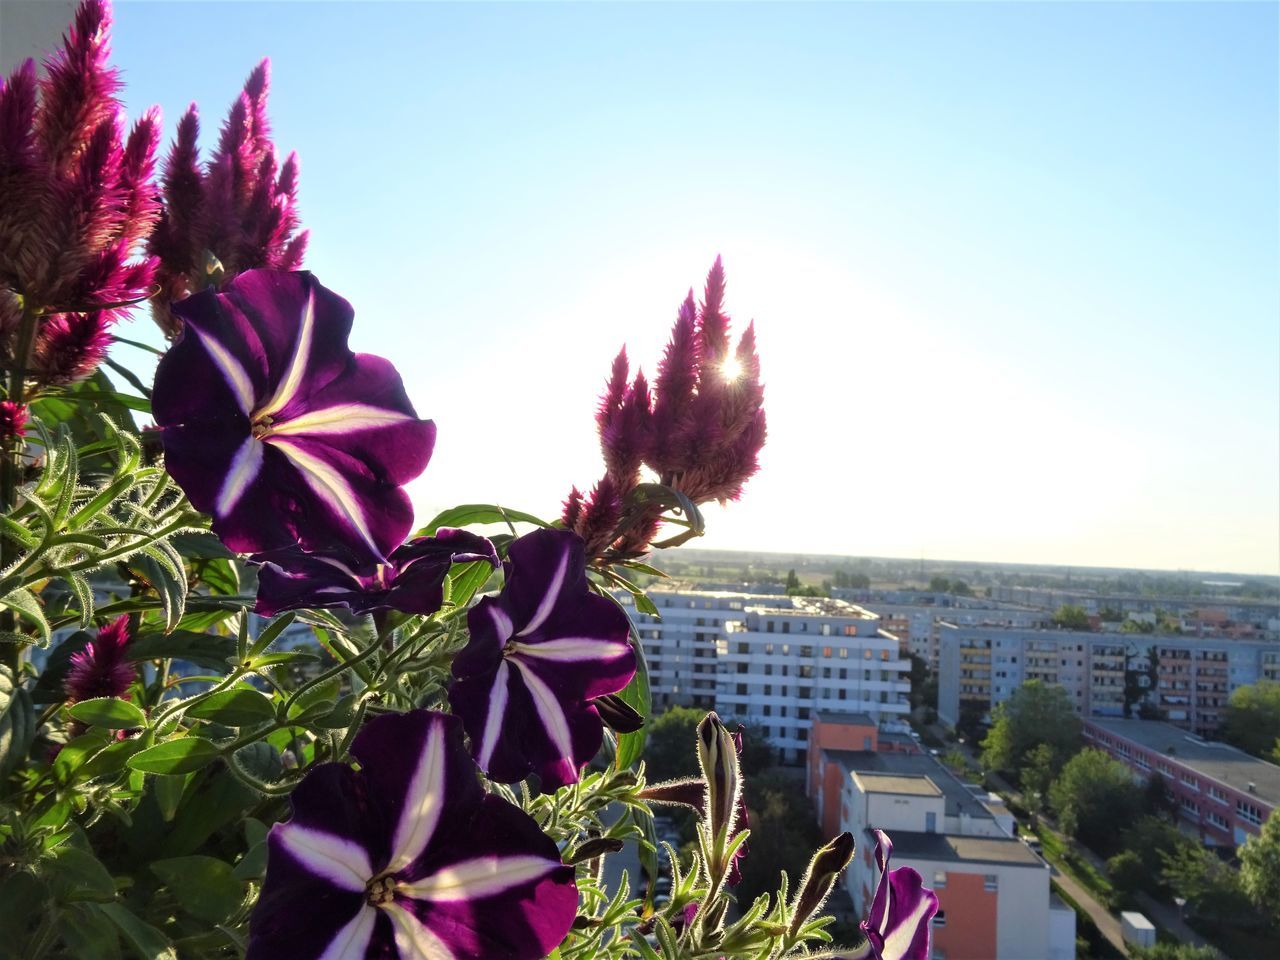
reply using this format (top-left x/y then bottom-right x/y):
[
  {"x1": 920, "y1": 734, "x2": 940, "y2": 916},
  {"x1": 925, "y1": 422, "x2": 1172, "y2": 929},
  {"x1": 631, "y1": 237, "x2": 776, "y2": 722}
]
[{"x1": 1, "y1": 298, "x2": 41, "y2": 674}]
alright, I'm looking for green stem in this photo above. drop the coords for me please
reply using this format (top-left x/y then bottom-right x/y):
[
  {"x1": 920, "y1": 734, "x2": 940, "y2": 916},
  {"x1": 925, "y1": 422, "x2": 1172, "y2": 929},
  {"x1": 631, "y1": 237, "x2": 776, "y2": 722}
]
[{"x1": 1, "y1": 299, "x2": 40, "y2": 674}]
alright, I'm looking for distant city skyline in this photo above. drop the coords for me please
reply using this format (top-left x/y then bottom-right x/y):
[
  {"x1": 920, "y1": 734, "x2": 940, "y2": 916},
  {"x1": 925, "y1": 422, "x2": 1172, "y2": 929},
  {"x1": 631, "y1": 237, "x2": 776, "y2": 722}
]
[{"x1": 92, "y1": 2, "x2": 1280, "y2": 574}]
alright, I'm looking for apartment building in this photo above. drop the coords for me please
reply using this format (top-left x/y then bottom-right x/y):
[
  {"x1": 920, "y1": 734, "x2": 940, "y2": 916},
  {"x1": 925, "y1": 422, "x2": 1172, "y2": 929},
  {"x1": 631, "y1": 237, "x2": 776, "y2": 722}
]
[
  {"x1": 808, "y1": 717, "x2": 1073, "y2": 960},
  {"x1": 986, "y1": 586, "x2": 1280, "y2": 633},
  {"x1": 865, "y1": 602, "x2": 1048, "y2": 672},
  {"x1": 937, "y1": 625, "x2": 1280, "y2": 737},
  {"x1": 1084, "y1": 718, "x2": 1277, "y2": 846},
  {"x1": 616, "y1": 590, "x2": 913, "y2": 764},
  {"x1": 713, "y1": 598, "x2": 911, "y2": 764}
]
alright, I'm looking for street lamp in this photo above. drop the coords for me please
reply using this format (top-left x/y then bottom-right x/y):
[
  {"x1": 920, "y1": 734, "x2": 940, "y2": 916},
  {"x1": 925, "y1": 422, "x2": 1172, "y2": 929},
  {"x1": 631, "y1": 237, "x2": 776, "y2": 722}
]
[{"x1": 1174, "y1": 896, "x2": 1187, "y2": 922}]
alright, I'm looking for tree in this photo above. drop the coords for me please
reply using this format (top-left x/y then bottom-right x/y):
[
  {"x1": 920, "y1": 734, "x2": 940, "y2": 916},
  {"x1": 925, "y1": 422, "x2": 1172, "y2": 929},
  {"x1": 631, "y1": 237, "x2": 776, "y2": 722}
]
[
  {"x1": 906, "y1": 654, "x2": 930, "y2": 711},
  {"x1": 1107, "y1": 849, "x2": 1147, "y2": 902},
  {"x1": 1020, "y1": 743, "x2": 1056, "y2": 814},
  {"x1": 1222, "y1": 680, "x2": 1280, "y2": 759},
  {"x1": 980, "y1": 680, "x2": 1082, "y2": 775},
  {"x1": 1121, "y1": 814, "x2": 1194, "y2": 897},
  {"x1": 785, "y1": 568, "x2": 801, "y2": 591},
  {"x1": 1240, "y1": 809, "x2": 1280, "y2": 930},
  {"x1": 1161, "y1": 844, "x2": 1253, "y2": 926},
  {"x1": 734, "y1": 771, "x2": 824, "y2": 910},
  {"x1": 950, "y1": 580, "x2": 973, "y2": 597},
  {"x1": 929, "y1": 576, "x2": 951, "y2": 593},
  {"x1": 1049, "y1": 748, "x2": 1144, "y2": 854},
  {"x1": 1052, "y1": 604, "x2": 1091, "y2": 630},
  {"x1": 644, "y1": 707, "x2": 706, "y2": 782}
]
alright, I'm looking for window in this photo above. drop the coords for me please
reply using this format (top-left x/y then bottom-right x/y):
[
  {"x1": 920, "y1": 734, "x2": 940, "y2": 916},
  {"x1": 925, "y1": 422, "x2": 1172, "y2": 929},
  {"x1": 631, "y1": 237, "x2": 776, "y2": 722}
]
[
  {"x1": 1238, "y1": 801, "x2": 1264, "y2": 826},
  {"x1": 984, "y1": 875, "x2": 998, "y2": 892},
  {"x1": 839, "y1": 647, "x2": 849, "y2": 659},
  {"x1": 932, "y1": 911, "x2": 946, "y2": 928},
  {"x1": 737, "y1": 642, "x2": 749, "y2": 655},
  {"x1": 782, "y1": 644, "x2": 791, "y2": 655},
  {"x1": 767, "y1": 622, "x2": 775, "y2": 633},
  {"x1": 1207, "y1": 811, "x2": 1229, "y2": 830},
  {"x1": 763, "y1": 704, "x2": 771, "y2": 717},
  {"x1": 764, "y1": 664, "x2": 773, "y2": 676},
  {"x1": 736, "y1": 663, "x2": 748, "y2": 674},
  {"x1": 782, "y1": 622, "x2": 791, "y2": 634},
  {"x1": 823, "y1": 646, "x2": 833, "y2": 656},
  {"x1": 1208, "y1": 786, "x2": 1228, "y2": 804},
  {"x1": 839, "y1": 668, "x2": 848, "y2": 680},
  {"x1": 932, "y1": 872, "x2": 947, "y2": 889},
  {"x1": 764, "y1": 684, "x2": 772, "y2": 696},
  {"x1": 736, "y1": 683, "x2": 747, "y2": 696},
  {"x1": 765, "y1": 643, "x2": 774, "y2": 655},
  {"x1": 864, "y1": 649, "x2": 873, "y2": 660},
  {"x1": 823, "y1": 667, "x2": 832, "y2": 679},
  {"x1": 838, "y1": 689, "x2": 847, "y2": 701},
  {"x1": 800, "y1": 646, "x2": 814, "y2": 657}
]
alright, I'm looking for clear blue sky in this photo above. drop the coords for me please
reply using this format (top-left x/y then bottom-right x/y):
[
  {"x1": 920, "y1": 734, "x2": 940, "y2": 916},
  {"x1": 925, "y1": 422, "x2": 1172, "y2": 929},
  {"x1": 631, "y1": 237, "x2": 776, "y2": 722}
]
[{"x1": 103, "y1": 1, "x2": 1277, "y2": 574}]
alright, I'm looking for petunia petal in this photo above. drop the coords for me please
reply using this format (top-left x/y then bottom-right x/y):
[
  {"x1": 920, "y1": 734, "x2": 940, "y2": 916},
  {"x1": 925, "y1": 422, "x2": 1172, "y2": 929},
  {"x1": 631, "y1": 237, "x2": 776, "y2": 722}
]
[
  {"x1": 274, "y1": 824, "x2": 373, "y2": 892},
  {"x1": 318, "y1": 906, "x2": 377, "y2": 960},
  {"x1": 862, "y1": 829, "x2": 938, "y2": 960},
  {"x1": 398, "y1": 855, "x2": 560, "y2": 901},
  {"x1": 384, "y1": 900, "x2": 455, "y2": 960},
  {"x1": 385, "y1": 717, "x2": 447, "y2": 874}
]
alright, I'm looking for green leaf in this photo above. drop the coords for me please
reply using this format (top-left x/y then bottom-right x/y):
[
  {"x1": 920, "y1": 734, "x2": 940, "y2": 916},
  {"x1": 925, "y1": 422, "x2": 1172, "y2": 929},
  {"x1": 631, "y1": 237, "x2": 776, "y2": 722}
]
[
  {"x1": 150, "y1": 856, "x2": 245, "y2": 924},
  {"x1": 186, "y1": 687, "x2": 275, "y2": 726},
  {"x1": 128, "y1": 736, "x2": 220, "y2": 775},
  {"x1": 53, "y1": 729, "x2": 113, "y2": 781},
  {"x1": 286, "y1": 676, "x2": 340, "y2": 722},
  {"x1": 127, "y1": 630, "x2": 237, "y2": 670},
  {"x1": 249, "y1": 649, "x2": 319, "y2": 668},
  {"x1": 0, "y1": 664, "x2": 35, "y2": 777},
  {"x1": 65, "y1": 572, "x2": 96, "y2": 628},
  {"x1": 1, "y1": 586, "x2": 51, "y2": 647},
  {"x1": 98, "y1": 903, "x2": 178, "y2": 960},
  {"x1": 445, "y1": 559, "x2": 497, "y2": 609},
  {"x1": 246, "y1": 611, "x2": 297, "y2": 658},
  {"x1": 75, "y1": 736, "x2": 148, "y2": 783},
  {"x1": 420, "y1": 503, "x2": 550, "y2": 536},
  {"x1": 60, "y1": 903, "x2": 123, "y2": 960},
  {"x1": 130, "y1": 550, "x2": 186, "y2": 633},
  {"x1": 311, "y1": 692, "x2": 359, "y2": 729},
  {"x1": 45, "y1": 846, "x2": 117, "y2": 902},
  {"x1": 67, "y1": 697, "x2": 147, "y2": 730},
  {"x1": 151, "y1": 770, "x2": 189, "y2": 822},
  {"x1": 610, "y1": 605, "x2": 651, "y2": 772}
]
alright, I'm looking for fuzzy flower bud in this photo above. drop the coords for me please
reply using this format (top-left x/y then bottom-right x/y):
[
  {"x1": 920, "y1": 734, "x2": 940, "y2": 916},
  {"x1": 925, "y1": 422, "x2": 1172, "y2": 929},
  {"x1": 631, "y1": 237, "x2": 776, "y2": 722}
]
[
  {"x1": 697, "y1": 711, "x2": 742, "y2": 857},
  {"x1": 788, "y1": 831, "x2": 856, "y2": 938}
]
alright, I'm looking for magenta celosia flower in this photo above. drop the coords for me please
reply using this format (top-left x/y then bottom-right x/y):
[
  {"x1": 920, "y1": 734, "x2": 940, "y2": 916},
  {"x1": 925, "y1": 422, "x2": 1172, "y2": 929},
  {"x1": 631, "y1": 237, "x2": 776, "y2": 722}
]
[
  {"x1": 565, "y1": 256, "x2": 766, "y2": 561},
  {"x1": 151, "y1": 269, "x2": 435, "y2": 560},
  {"x1": 64, "y1": 615, "x2": 134, "y2": 702},
  {"x1": 148, "y1": 59, "x2": 307, "y2": 338},
  {"x1": 448, "y1": 529, "x2": 635, "y2": 789},
  {"x1": 247, "y1": 710, "x2": 578, "y2": 960},
  {"x1": 0, "y1": 0, "x2": 161, "y2": 387},
  {"x1": 0, "y1": 400, "x2": 27, "y2": 440}
]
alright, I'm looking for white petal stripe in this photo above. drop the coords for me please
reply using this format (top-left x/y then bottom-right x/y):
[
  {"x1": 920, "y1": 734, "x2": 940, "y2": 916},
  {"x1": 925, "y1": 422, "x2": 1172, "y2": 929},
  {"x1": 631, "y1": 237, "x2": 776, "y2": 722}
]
[
  {"x1": 878, "y1": 895, "x2": 935, "y2": 960},
  {"x1": 193, "y1": 326, "x2": 256, "y2": 414},
  {"x1": 318, "y1": 906, "x2": 377, "y2": 960},
  {"x1": 266, "y1": 403, "x2": 413, "y2": 437},
  {"x1": 508, "y1": 637, "x2": 631, "y2": 662},
  {"x1": 399, "y1": 855, "x2": 558, "y2": 902},
  {"x1": 383, "y1": 901, "x2": 455, "y2": 960},
  {"x1": 516, "y1": 547, "x2": 568, "y2": 637},
  {"x1": 477, "y1": 661, "x2": 510, "y2": 769},
  {"x1": 256, "y1": 287, "x2": 317, "y2": 419},
  {"x1": 386, "y1": 720, "x2": 446, "y2": 873},
  {"x1": 275, "y1": 824, "x2": 372, "y2": 892},
  {"x1": 269, "y1": 439, "x2": 381, "y2": 557},
  {"x1": 488, "y1": 605, "x2": 514, "y2": 643},
  {"x1": 216, "y1": 437, "x2": 264, "y2": 516},
  {"x1": 513, "y1": 660, "x2": 575, "y2": 764}
]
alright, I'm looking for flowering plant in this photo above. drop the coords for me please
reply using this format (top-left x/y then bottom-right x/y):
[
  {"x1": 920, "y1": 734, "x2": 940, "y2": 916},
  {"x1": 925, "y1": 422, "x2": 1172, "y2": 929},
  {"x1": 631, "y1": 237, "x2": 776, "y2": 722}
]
[{"x1": 0, "y1": 5, "x2": 936, "y2": 959}]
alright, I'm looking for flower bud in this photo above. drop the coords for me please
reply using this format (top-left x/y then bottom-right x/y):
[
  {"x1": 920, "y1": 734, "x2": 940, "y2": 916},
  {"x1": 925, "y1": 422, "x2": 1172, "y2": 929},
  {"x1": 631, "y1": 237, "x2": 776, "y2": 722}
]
[
  {"x1": 594, "y1": 692, "x2": 644, "y2": 733},
  {"x1": 565, "y1": 837, "x2": 624, "y2": 865},
  {"x1": 788, "y1": 831, "x2": 856, "y2": 938},
  {"x1": 696, "y1": 711, "x2": 741, "y2": 848}
]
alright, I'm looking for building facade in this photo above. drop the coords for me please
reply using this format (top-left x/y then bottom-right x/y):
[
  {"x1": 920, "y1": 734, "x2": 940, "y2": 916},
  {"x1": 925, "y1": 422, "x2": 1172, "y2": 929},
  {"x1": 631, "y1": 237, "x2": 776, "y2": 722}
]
[
  {"x1": 1083, "y1": 718, "x2": 1278, "y2": 847},
  {"x1": 808, "y1": 717, "x2": 1073, "y2": 960},
  {"x1": 937, "y1": 624, "x2": 1280, "y2": 737}
]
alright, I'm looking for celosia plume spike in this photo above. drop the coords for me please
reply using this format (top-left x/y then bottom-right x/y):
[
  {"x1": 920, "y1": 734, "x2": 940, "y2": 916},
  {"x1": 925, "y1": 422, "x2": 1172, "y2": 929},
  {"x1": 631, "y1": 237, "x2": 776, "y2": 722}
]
[
  {"x1": 0, "y1": 60, "x2": 38, "y2": 169},
  {"x1": 650, "y1": 290, "x2": 699, "y2": 455},
  {"x1": 561, "y1": 485, "x2": 585, "y2": 529},
  {"x1": 37, "y1": 0, "x2": 120, "y2": 172},
  {"x1": 596, "y1": 347, "x2": 629, "y2": 432},
  {"x1": 276, "y1": 150, "x2": 299, "y2": 201},
  {"x1": 699, "y1": 254, "x2": 730, "y2": 361},
  {"x1": 33, "y1": 310, "x2": 113, "y2": 383},
  {"x1": 276, "y1": 229, "x2": 308, "y2": 270},
  {"x1": 242, "y1": 59, "x2": 271, "y2": 144},
  {"x1": 117, "y1": 105, "x2": 162, "y2": 246}
]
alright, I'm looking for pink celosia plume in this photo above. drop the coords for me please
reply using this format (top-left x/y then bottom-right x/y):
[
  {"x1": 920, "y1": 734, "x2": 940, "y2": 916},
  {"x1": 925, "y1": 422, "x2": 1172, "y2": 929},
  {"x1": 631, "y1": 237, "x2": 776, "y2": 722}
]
[
  {"x1": 565, "y1": 257, "x2": 766, "y2": 562},
  {"x1": 148, "y1": 59, "x2": 308, "y2": 337},
  {"x1": 0, "y1": 0, "x2": 161, "y2": 389},
  {"x1": 65, "y1": 615, "x2": 135, "y2": 703}
]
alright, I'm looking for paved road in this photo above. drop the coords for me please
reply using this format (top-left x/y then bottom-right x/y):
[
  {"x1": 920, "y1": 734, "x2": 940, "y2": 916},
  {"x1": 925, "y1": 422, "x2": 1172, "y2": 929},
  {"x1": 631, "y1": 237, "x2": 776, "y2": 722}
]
[{"x1": 1048, "y1": 862, "x2": 1131, "y2": 958}]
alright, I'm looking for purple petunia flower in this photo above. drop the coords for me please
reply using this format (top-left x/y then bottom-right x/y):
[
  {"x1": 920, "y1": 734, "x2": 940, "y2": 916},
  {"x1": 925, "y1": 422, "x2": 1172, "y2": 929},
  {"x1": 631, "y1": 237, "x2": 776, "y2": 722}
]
[
  {"x1": 252, "y1": 528, "x2": 499, "y2": 618},
  {"x1": 247, "y1": 710, "x2": 578, "y2": 960},
  {"x1": 152, "y1": 269, "x2": 435, "y2": 561},
  {"x1": 447, "y1": 529, "x2": 635, "y2": 790},
  {"x1": 849, "y1": 830, "x2": 938, "y2": 960},
  {"x1": 64, "y1": 615, "x2": 133, "y2": 702}
]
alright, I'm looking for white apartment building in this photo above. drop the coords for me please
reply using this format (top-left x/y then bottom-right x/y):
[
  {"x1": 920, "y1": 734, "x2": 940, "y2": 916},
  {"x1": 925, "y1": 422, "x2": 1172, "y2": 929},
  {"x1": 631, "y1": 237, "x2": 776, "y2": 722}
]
[
  {"x1": 617, "y1": 591, "x2": 913, "y2": 764},
  {"x1": 862, "y1": 602, "x2": 1047, "y2": 672},
  {"x1": 815, "y1": 745, "x2": 1074, "y2": 960}
]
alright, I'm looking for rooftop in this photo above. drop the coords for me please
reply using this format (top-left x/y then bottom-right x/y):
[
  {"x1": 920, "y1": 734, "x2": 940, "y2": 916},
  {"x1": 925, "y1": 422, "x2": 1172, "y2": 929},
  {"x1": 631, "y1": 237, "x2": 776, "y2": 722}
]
[
  {"x1": 1086, "y1": 718, "x2": 1280, "y2": 806},
  {"x1": 887, "y1": 831, "x2": 1044, "y2": 868},
  {"x1": 814, "y1": 711, "x2": 876, "y2": 727},
  {"x1": 826, "y1": 750, "x2": 996, "y2": 820},
  {"x1": 852, "y1": 773, "x2": 943, "y2": 797}
]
